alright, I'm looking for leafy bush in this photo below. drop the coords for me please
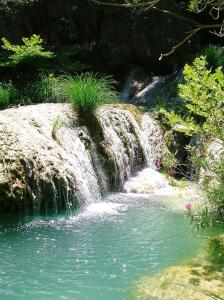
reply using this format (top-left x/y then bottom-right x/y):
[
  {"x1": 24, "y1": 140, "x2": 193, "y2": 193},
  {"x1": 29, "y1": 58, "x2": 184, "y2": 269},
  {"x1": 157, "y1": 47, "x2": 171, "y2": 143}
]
[
  {"x1": 161, "y1": 56, "x2": 224, "y2": 138},
  {"x1": 161, "y1": 56, "x2": 224, "y2": 228},
  {"x1": 63, "y1": 73, "x2": 117, "y2": 122},
  {"x1": 0, "y1": 82, "x2": 17, "y2": 109},
  {"x1": 0, "y1": 34, "x2": 54, "y2": 67},
  {"x1": 190, "y1": 152, "x2": 224, "y2": 229}
]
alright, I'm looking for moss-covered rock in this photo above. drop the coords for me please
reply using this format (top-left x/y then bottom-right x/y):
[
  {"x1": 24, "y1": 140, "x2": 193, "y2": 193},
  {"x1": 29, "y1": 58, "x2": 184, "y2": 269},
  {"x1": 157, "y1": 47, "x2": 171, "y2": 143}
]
[{"x1": 133, "y1": 236, "x2": 224, "y2": 300}]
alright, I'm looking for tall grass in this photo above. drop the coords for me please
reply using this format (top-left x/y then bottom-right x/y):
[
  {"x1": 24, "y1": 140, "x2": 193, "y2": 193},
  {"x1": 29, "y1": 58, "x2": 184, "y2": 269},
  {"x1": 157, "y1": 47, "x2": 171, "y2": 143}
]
[
  {"x1": 32, "y1": 73, "x2": 65, "y2": 103},
  {"x1": 0, "y1": 82, "x2": 17, "y2": 109},
  {"x1": 62, "y1": 73, "x2": 117, "y2": 121},
  {"x1": 0, "y1": 73, "x2": 118, "y2": 116}
]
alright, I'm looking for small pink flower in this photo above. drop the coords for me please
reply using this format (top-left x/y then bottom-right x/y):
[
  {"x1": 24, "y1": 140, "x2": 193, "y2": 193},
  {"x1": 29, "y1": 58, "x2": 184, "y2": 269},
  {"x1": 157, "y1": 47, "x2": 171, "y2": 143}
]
[
  {"x1": 168, "y1": 167, "x2": 174, "y2": 175},
  {"x1": 186, "y1": 203, "x2": 192, "y2": 210}
]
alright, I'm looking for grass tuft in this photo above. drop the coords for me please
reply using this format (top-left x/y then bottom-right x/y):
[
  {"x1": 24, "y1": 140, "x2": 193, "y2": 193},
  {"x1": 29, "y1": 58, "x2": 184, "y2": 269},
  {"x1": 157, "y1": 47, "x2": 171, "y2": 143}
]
[
  {"x1": 32, "y1": 73, "x2": 65, "y2": 103},
  {"x1": 0, "y1": 82, "x2": 17, "y2": 109},
  {"x1": 62, "y1": 73, "x2": 118, "y2": 122}
]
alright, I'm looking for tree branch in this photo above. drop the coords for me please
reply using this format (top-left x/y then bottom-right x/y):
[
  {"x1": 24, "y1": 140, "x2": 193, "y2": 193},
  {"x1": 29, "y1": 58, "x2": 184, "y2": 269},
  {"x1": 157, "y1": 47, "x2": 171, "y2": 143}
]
[
  {"x1": 159, "y1": 23, "x2": 223, "y2": 60},
  {"x1": 91, "y1": 0, "x2": 160, "y2": 9},
  {"x1": 91, "y1": 0, "x2": 224, "y2": 60},
  {"x1": 152, "y1": 6, "x2": 200, "y2": 25}
]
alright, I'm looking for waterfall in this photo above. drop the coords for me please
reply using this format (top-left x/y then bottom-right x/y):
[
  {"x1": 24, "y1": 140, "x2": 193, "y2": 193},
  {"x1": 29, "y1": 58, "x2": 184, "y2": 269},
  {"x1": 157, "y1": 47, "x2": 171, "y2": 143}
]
[
  {"x1": 120, "y1": 68, "x2": 179, "y2": 106},
  {"x1": 132, "y1": 75, "x2": 168, "y2": 104},
  {"x1": 98, "y1": 106, "x2": 149, "y2": 188},
  {"x1": 0, "y1": 103, "x2": 167, "y2": 214}
]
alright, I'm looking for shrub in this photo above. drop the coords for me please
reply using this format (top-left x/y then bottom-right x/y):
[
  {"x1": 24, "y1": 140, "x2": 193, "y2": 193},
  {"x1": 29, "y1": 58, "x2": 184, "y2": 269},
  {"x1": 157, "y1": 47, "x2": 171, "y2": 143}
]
[
  {"x1": 190, "y1": 154, "x2": 224, "y2": 229},
  {"x1": 161, "y1": 56, "x2": 224, "y2": 138},
  {"x1": 0, "y1": 34, "x2": 54, "y2": 67},
  {"x1": 160, "y1": 56, "x2": 224, "y2": 228},
  {"x1": 63, "y1": 73, "x2": 118, "y2": 122},
  {"x1": 0, "y1": 82, "x2": 17, "y2": 109}
]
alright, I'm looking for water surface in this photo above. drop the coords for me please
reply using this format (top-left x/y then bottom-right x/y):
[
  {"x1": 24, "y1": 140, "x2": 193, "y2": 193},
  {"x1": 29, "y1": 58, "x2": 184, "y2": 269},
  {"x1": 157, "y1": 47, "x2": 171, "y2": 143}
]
[{"x1": 0, "y1": 193, "x2": 203, "y2": 300}]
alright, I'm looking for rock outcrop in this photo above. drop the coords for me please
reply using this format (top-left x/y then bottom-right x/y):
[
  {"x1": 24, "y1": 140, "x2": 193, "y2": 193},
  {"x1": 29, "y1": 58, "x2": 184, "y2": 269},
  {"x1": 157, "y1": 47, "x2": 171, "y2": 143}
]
[{"x1": 0, "y1": 103, "x2": 167, "y2": 214}]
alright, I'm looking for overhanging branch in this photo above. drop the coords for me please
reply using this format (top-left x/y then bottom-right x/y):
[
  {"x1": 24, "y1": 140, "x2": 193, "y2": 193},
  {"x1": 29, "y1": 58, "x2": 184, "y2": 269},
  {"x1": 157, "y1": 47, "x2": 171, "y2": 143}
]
[
  {"x1": 91, "y1": 0, "x2": 224, "y2": 60},
  {"x1": 159, "y1": 23, "x2": 223, "y2": 60},
  {"x1": 91, "y1": 0, "x2": 160, "y2": 9}
]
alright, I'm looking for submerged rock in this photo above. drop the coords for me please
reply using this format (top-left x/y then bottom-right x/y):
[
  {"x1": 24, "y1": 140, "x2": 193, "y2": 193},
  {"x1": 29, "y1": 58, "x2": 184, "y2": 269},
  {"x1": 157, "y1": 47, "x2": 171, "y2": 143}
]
[
  {"x1": 133, "y1": 236, "x2": 224, "y2": 300},
  {"x1": 0, "y1": 103, "x2": 167, "y2": 214}
]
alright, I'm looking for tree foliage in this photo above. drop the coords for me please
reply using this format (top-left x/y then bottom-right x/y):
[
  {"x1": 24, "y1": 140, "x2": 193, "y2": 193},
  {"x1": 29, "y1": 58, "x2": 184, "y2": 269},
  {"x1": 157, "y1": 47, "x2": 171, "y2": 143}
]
[
  {"x1": 162, "y1": 56, "x2": 224, "y2": 138},
  {"x1": 188, "y1": 0, "x2": 224, "y2": 13},
  {"x1": 0, "y1": 0, "x2": 38, "y2": 12},
  {"x1": 161, "y1": 56, "x2": 224, "y2": 228},
  {"x1": 0, "y1": 34, "x2": 54, "y2": 67},
  {"x1": 188, "y1": 0, "x2": 224, "y2": 37}
]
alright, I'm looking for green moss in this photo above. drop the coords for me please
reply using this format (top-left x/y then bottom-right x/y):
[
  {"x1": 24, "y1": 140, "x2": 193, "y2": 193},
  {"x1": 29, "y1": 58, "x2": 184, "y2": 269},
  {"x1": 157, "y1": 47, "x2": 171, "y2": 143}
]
[{"x1": 108, "y1": 103, "x2": 144, "y2": 125}]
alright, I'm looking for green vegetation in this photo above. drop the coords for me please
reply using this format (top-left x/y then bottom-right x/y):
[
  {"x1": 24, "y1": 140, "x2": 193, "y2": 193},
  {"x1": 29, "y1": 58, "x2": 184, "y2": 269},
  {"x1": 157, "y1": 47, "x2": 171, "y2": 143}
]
[
  {"x1": 55, "y1": 45, "x2": 89, "y2": 74},
  {"x1": 0, "y1": 82, "x2": 17, "y2": 109},
  {"x1": 0, "y1": 69, "x2": 117, "y2": 122},
  {"x1": 202, "y1": 45, "x2": 224, "y2": 69},
  {"x1": 63, "y1": 73, "x2": 118, "y2": 122},
  {"x1": 31, "y1": 73, "x2": 65, "y2": 103},
  {"x1": 160, "y1": 56, "x2": 224, "y2": 228},
  {"x1": 161, "y1": 56, "x2": 224, "y2": 138},
  {"x1": 0, "y1": 35, "x2": 96, "y2": 108},
  {"x1": 51, "y1": 116, "x2": 63, "y2": 142},
  {"x1": 188, "y1": 0, "x2": 224, "y2": 12},
  {"x1": 0, "y1": 34, "x2": 54, "y2": 67}
]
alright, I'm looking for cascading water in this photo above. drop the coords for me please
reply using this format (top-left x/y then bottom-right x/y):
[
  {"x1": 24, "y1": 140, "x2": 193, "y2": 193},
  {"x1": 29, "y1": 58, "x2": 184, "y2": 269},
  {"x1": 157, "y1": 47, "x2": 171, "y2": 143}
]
[
  {"x1": 120, "y1": 68, "x2": 180, "y2": 106},
  {"x1": 0, "y1": 104, "x2": 102, "y2": 214},
  {"x1": 0, "y1": 103, "x2": 167, "y2": 214},
  {"x1": 132, "y1": 75, "x2": 169, "y2": 104},
  {"x1": 98, "y1": 106, "x2": 166, "y2": 188},
  {"x1": 120, "y1": 68, "x2": 142, "y2": 103}
]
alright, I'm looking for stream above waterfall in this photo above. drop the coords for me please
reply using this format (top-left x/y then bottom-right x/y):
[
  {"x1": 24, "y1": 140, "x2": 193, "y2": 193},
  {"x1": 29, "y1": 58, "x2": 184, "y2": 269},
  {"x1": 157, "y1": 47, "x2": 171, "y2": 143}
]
[{"x1": 0, "y1": 193, "x2": 206, "y2": 300}]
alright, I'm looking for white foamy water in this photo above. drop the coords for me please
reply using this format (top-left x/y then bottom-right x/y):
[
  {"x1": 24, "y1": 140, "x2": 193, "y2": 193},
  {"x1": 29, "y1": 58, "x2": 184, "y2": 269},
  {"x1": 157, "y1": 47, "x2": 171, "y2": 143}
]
[
  {"x1": 19, "y1": 201, "x2": 128, "y2": 231},
  {"x1": 84, "y1": 202, "x2": 127, "y2": 216}
]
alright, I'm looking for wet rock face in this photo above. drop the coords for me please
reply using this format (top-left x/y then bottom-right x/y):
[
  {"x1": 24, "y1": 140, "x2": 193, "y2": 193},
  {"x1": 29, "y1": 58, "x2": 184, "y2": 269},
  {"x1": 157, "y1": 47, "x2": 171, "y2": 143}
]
[
  {"x1": 0, "y1": 104, "x2": 102, "y2": 214},
  {"x1": 0, "y1": 103, "x2": 167, "y2": 214}
]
